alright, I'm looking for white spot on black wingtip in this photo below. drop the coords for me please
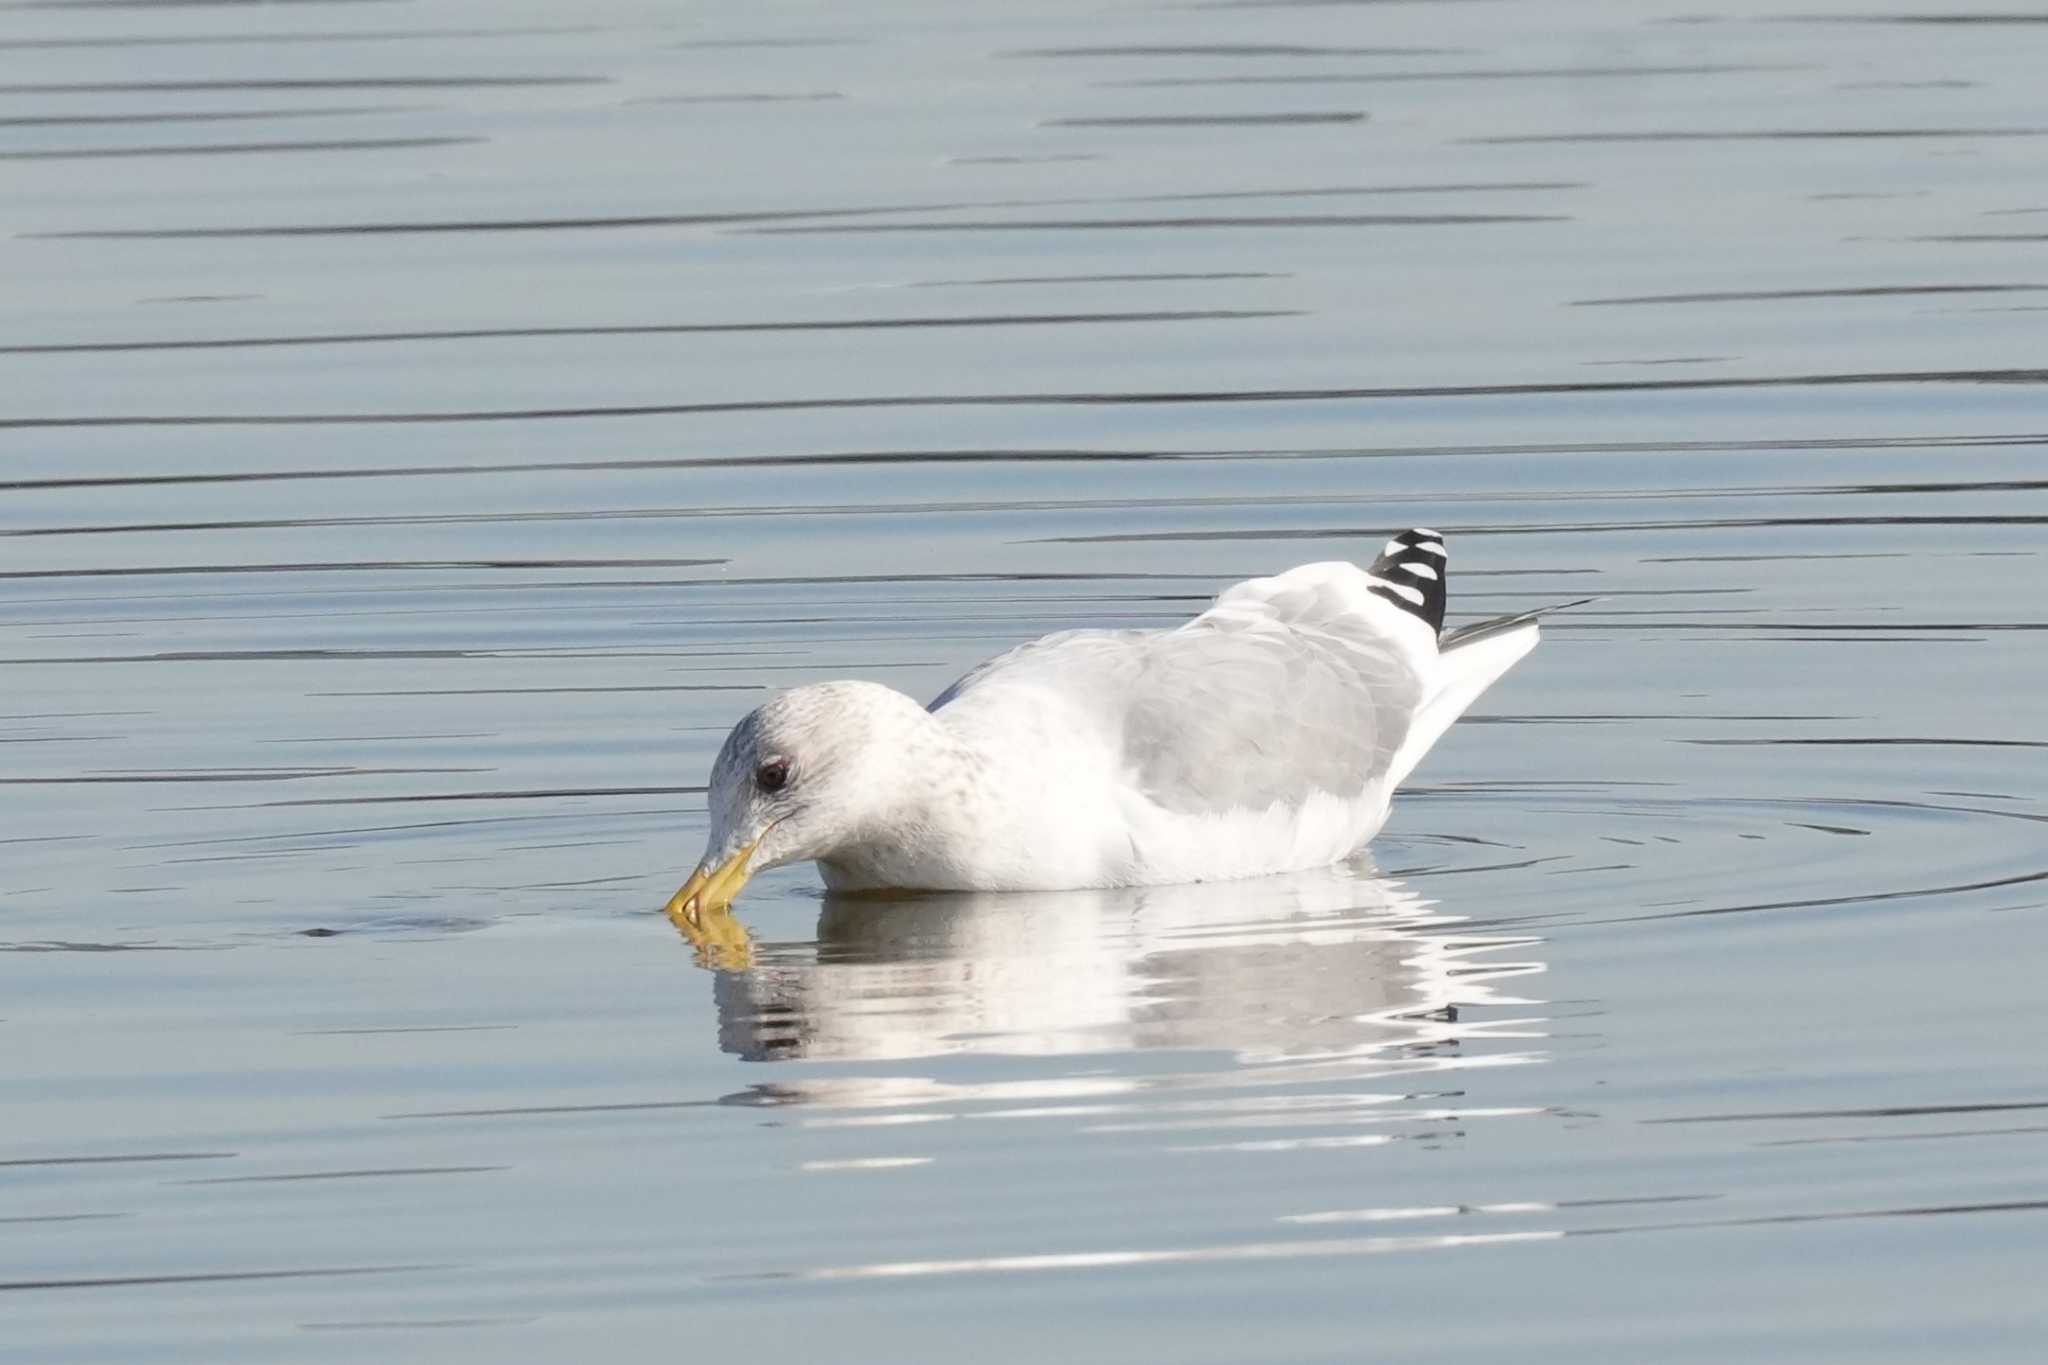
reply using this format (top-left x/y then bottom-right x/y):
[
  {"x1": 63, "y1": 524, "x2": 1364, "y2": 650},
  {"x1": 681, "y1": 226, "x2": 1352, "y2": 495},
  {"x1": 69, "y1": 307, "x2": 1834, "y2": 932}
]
[{"x1": 1366, "y1": 527, "x2": 1449, "y2": 634}]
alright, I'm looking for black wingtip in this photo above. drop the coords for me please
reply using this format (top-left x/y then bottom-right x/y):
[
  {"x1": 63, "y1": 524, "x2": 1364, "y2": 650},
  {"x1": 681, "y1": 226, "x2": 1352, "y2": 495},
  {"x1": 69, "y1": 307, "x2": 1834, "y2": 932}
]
[
  {"x1": 1439, "y1": 596, "x2": 1601, "y2": 650},
  {"x1": 1366, "y1": 527, "x2": 1447, "y2": 635}
]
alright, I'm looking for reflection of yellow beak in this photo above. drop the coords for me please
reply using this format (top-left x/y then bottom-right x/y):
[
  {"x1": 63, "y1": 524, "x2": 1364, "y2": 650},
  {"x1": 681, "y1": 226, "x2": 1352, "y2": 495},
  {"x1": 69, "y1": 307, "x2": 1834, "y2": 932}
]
[{"x1": 663, "y1": 836, "x2": 761, "y2": 928}]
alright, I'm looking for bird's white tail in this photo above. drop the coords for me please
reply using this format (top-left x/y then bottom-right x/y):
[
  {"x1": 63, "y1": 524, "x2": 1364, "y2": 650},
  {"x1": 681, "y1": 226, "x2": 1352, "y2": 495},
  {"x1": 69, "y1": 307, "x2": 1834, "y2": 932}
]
[
  {"x1": 1383, "y1": 615, "x2": 1541, "y2": 791},
  {"x1": 1362, "y1": 526, "x2": 1588, "y2": 791}
]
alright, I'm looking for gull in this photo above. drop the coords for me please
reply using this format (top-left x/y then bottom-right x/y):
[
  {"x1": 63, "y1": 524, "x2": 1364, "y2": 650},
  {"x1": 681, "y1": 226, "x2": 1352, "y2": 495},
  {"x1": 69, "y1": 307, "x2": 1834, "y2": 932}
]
[{"x1": 666, "y1": 529, "x2": 1561, "y2": 944}]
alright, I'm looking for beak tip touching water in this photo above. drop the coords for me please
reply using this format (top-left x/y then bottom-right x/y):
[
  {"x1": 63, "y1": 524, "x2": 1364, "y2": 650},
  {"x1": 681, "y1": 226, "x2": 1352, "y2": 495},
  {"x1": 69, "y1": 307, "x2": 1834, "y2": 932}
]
[
  {"x1": 662, "y1": 841, "x2": 763, "y2": 971},
  {"x1": 662, "y1": 884, "x2": 703, "y2": 927},
  {"x1": 661, "y1": 837, "x2": 762, "y2": 929},
  {"x1": 662, "y1": 871, "x2": 718, "y2": 929}
]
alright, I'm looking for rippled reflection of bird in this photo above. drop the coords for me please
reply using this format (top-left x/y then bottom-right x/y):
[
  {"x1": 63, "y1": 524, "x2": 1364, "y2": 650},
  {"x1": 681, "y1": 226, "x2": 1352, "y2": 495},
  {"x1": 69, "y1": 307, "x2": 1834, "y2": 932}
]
[
  {"x1": 667, "y1": 529, "x2": 1559, "y2": 939},
  {"x1": 710, "y1": 862, "x2": 1540, "y2": 1066}
]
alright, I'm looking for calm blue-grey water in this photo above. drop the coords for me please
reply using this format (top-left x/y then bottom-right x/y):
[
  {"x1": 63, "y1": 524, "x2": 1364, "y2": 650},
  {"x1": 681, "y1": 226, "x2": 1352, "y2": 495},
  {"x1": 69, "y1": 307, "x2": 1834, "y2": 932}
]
[{"x1": 4, "y1": 0, "x2": 2047, "y2": 1359}]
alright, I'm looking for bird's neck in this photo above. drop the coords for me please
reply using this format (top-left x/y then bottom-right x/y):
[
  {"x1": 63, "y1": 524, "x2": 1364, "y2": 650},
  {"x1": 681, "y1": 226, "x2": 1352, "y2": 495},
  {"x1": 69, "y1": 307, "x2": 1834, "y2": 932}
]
[{"x1": 816, "y1": 704, "x2": 1051, "y2": 892}]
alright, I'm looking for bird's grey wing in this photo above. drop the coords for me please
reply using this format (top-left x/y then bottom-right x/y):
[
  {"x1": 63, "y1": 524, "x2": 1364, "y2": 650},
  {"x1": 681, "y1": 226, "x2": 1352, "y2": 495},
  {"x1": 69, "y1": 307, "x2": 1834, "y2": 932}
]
[
  {"x1": 1120, "y1": 610, "x2": 1421, "y2": 814},
  {"x1": 927, "y1": 628, "x2": 1150, "y2": 715},
  {"x1": 932, "y1": 600, "x2": 1423, "y2": 815}
]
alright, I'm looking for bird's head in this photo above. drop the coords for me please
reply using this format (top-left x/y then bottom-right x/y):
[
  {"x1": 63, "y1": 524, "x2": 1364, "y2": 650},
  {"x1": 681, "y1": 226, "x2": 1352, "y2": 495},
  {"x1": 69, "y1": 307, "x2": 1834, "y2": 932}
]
[{"x1": 664, "y1": 681, "x2": 930, "y2": 928}]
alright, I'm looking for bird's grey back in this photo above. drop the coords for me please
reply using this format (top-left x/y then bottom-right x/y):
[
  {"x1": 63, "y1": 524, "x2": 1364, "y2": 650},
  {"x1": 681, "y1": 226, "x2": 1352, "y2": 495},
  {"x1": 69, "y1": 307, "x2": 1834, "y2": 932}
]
[{"x1": 931, "y1": 573, "x2": 1423, "y2": 815}]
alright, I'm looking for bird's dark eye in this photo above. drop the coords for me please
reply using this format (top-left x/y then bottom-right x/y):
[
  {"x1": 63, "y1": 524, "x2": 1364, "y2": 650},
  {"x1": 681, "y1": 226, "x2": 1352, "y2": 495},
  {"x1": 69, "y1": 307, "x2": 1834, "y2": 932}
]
[{"x1": 755, "y1": 758, "x2": 791, "y2": 794}]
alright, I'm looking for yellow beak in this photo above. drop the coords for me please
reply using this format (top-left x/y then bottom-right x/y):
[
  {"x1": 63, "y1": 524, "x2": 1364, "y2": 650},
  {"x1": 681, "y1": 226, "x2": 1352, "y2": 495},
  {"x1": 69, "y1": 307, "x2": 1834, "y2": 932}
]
[
  {"x1": 663, "y1": 836, "x2": 761, "y2": 928},
  {"x1": 663, "y1": 837, "x2": 763, "y2": 970}
]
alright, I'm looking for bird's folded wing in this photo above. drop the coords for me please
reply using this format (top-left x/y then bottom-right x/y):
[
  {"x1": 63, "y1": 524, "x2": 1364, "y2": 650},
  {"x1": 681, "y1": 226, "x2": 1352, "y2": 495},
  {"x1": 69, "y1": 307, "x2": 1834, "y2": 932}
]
[{"x1": 932, "y1": 572, "x2": 1425, "y2": 816}]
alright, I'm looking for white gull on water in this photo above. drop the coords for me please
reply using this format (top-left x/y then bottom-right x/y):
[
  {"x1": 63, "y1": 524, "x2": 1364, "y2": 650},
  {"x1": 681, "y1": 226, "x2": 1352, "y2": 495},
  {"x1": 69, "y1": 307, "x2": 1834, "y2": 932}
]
[{"x1": 666, "y1": 529, "x2": 1551, "y2": 933}]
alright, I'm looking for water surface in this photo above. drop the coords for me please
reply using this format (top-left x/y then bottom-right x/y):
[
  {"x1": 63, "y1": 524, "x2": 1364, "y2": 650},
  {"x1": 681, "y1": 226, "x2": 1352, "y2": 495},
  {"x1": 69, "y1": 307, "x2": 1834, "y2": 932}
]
[{"x1": 4, "y1": 0, "x2": 2047, "y2": 1359}]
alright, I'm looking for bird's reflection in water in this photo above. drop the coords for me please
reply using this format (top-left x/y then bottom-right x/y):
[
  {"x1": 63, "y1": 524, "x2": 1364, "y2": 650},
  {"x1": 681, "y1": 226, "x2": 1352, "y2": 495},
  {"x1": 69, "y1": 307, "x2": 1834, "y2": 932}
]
[{"x1": 696, "y1": 860, "x2": 1546, "y2": 1079}]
